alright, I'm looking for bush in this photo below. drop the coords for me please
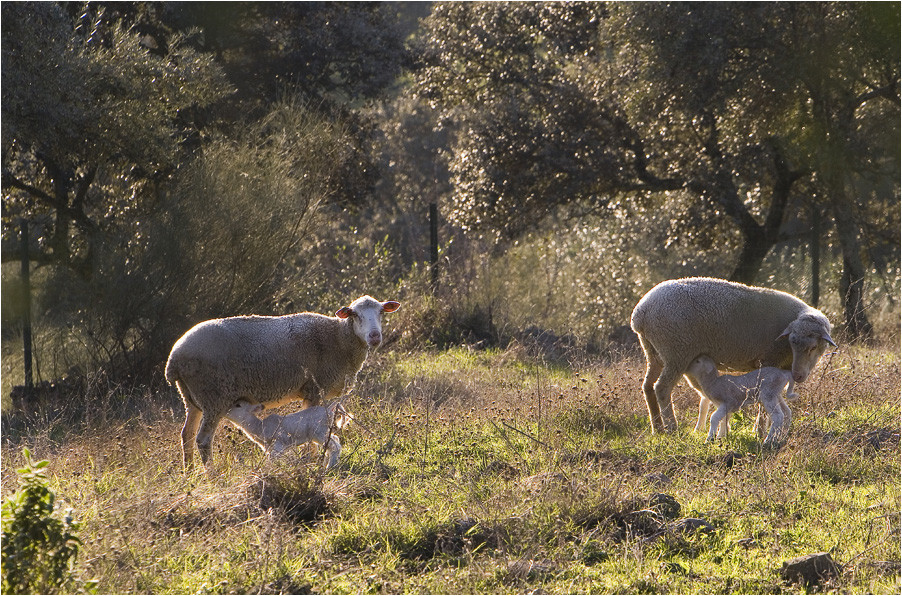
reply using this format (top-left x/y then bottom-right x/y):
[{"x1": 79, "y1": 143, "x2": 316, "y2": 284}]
[{"x1": 1, "y1": 449, "x2": 91, "y2": 594}]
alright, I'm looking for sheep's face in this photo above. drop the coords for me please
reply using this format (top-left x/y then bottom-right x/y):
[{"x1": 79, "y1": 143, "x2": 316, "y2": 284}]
[
  {"x1": 336, "y1": 296, "x2": 401, "y2": 348},
  {"x1": 779, "y1": 315, "x2": 836, "y2": 384}
]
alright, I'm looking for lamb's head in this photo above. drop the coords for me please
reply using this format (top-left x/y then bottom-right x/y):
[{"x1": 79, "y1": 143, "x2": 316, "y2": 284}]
[
  {"x1": 328, "y1": 402, "x2": 353, "y2": 430},
  {"x1": 778, "y1": 312, "x2": 836, "y2": 384},
  {"x1": 687, "y1": 354, "x2": 717, "y2": 380},
  {"x1": 336, "y1": 295, "x2": 401, "y2": 348}
]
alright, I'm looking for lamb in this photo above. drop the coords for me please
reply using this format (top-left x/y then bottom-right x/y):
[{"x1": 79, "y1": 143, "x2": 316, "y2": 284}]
[
  {"x1": 630, "y1": 277, "x2": 834, "y2": 433},
  {"x1": 694, "y1": 383, "x2": 798, "y2": 438},
  {"x1": 686, "y1": 355, "x2": 795, "y2": 447},
  {"x1": 165, "y1": 295, "x2": 400, "y2": 470},
  {"x1": 224, "y1": 400, "x2": 351, "y2": 469}
]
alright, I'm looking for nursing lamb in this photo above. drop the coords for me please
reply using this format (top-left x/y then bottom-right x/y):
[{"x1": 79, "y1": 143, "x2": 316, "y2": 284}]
[
  {"x1": 687, "y1": 355, "x2": 795, "y2": 447},
  {"x1": 225, "y1": 400, "x2": 351, "y2": 469}
]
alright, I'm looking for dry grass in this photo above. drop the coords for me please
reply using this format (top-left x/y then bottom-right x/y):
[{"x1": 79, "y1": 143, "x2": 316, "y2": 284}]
[{"x1": 1, "y1": 342, "x2": 899, "y2": 594}]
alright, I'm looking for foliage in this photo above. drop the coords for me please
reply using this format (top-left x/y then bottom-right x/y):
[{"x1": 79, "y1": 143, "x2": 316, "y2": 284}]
[
  {"x1": 160, "y1": 2, "x2": 410, "y2": 112},
  {"x1": 1, "y1": 448, "x2": 88, "y2": 595},
  {"x1": 413, "y1": 1, "x2": 899, "y2": 334},
  {"x1": 1, "y1": 2, "x2": 231, "y2": 274},
  {"x1": 30, "y1": 97, "x2": 351, "y2": 379}
]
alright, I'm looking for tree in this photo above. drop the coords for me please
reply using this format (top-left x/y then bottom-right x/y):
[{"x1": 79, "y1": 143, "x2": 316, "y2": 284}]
[
  {"x1": 413, "y1": 2, "x2": 899, "y2": 335},
  {"x1": 777, "y1": 3, "x2": 900, "y2": 339},
  {"x1": 2, "y1": 2, "x2": 230, "y2": 276}
]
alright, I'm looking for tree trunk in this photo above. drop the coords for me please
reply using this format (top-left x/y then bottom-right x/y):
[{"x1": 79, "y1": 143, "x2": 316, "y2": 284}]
[
  {"x1": 830, "y1": 184, "x2": 873, "y2": 341},
  {"x1": 726, "y1": 141, "x2": 802, "y2": 285},
  {"x1": 810, "y1": 205, "x2": 821, "y2": 306}
]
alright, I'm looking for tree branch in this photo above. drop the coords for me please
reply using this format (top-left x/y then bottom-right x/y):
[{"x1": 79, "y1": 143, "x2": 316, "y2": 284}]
[
  {"x1": 854, "y1": 76, "x2": 901, "y2": 109},
  {"x1": 2, "y1": 171, "x2": 55, "y2": 204}
]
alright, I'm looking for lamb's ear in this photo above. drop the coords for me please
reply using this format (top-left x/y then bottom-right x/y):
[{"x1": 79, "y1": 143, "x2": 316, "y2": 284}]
[
  {"x1": 335, "y1": 306, "x2": 353, "y2": 319},
  {"x1": 821, "y1": 332, "x2": 837, "y2": 347},
  {"x1": 382, "y1": 301, "x2": 401, "y2": 313}
]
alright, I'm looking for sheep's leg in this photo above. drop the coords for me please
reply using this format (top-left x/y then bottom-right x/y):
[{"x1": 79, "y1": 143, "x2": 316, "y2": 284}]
[
  {"x1": 195, "y1": 412, "x2": 222, "y2": 467},
  {"x1": 638, "y1": 337, "x2": 666, "y2": 432},
  {"x1": 653, "y1": 365, "x2": 682, "y2": 432},
  {"x1": 181, "y1": 404, "x2": 203, "y2": 471}
]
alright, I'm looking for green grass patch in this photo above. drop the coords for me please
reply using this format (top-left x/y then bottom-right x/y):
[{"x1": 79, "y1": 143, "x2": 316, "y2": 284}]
[{"x1": 1, "y1": 345, "x2": 899, "y2": 594}]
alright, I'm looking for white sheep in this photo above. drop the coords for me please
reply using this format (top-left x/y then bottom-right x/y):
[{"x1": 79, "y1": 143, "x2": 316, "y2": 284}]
[
  {"x1": 630, "y1": 277, "x2": 834, "y2": 433},
  {"x1": 165, "y1": 295, "x2": 400, "y2": 470},
  {"x1": 686, "y1": 355, "x2": 795, "y2": 447},
  {"x1": 225, "y1": 400, "x2": 351, "y2": 469}
]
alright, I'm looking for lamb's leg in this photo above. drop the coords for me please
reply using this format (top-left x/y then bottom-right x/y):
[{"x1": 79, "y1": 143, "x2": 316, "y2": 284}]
[
  {"x1": 639, "y1": 338, "x2": 666, "y2": 432},
  {"x1": 754, "y1": 405, "x2": 768, "y2": 440},
  {"x1": 324, "y1": 436, "x2": 342, "y2": 470},
  {"x1": 716, "y1": 412, "x2": 730, "y2": 439},
  {"x1": 181, "y1": 403, "x2": 202, "y2": 471},
  {"x1": 762, "y1": 402, "x2": 786, "y2": 449},
  {"x1": 708, "y1": 405, "x2": 728, "y2": 442},
  {"x1": 653, "y1": 365, "x2": 683, "y2": 431},
  {"x1": 695, "y1": 396, "x2": 711, "y2": 433}
]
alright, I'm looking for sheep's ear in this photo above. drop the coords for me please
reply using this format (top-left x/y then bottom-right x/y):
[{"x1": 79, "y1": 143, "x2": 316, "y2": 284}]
[
  {"x1": 382, "y1": 301, "x2": 401, "y2": 313},
  {"x1": 821, "y1": 332, "x2": 837, "y2": 347},
  {"x1": 336, "y1": 306, "x2": 353, "y2": 319},
  {"x1": 776, "y1": 325, "x2": 792, "y2": 341}
]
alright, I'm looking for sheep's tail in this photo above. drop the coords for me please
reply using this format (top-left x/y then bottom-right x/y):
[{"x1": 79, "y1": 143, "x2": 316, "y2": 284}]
[
  {"x1": 166, "y1": 360, "x2": 202, "y2": 411},
  {"x1": 164, "y1": 357, "x2": 178, "y2": 386}
]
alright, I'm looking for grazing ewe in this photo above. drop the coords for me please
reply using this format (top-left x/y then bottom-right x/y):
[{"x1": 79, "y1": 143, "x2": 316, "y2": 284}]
[
  {"x1": 165, "y1": 295, "x2": 400, "y2": 470},
  {"x1": 225, "y1": 400, "x2": 351, "y2": 469},
  {"x1": 630, "y1": 277, "x2": 834, "y2": 433},
  {"x1": 686, "y1": 355, "x2": 795, "y2": 447}
]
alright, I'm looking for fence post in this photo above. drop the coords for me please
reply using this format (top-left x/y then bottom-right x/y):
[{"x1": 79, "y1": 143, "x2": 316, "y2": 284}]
[
  {"x1": 810, "y1": 206, "x2": 821, "y2": 307},
  {"x1": 20, "y1": 220, "x2": 33, "y2": 388},
  {"x1": 429, "y1": 202, "x2": 439, "y2": 292}
]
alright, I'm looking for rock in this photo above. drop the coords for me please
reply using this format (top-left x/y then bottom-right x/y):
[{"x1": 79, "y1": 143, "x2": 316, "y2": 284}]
[
  {"x1": 672, "y1": 517, "x2": 715, "y2": 534},
  {"x1": 507, "y1": 558, "x2": 555, "y2": 581},
  {"x1": 648, "y1": 493, "x2": 681, "y2": 521},
  {"x1": 644, "y1": 472, "x2": 672, "y2": 487},
  {"x1": 780, "y1": 552, "x2": 841, "y2": 588},
  {"x1": 520, "y1": 472, "x2": 566, "y2": 491}
]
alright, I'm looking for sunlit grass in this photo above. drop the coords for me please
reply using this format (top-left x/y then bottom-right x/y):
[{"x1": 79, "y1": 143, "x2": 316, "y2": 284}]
[{"x1": 1, "y1": 345, "x2": 899, "y2": 594}]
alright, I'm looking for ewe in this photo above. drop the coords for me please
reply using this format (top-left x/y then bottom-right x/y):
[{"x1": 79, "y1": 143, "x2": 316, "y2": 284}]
[
  {"x1": 165, "y1": 295, "x2": 399, "y2": 470},
  {"x1": 630, "y1": 277, "x2": 834, "y2": 433},
  {"x1": 225, "y1": 400, "x2": 351, "y2": 469},
  {"x1": 686, "y1": 355, "x2": 795, "y2": 447}
]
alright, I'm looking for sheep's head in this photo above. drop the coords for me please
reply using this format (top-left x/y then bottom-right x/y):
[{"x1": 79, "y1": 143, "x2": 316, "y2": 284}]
[
  {"x1": 778, "y1": 313, "x2": 836, "y2": 384},
  {"x1": 336, "y1": 295, "x2": 401, "y2": 348}
]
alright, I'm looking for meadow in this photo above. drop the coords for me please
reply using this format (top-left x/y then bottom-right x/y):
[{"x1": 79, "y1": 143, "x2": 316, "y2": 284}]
[{"x1": 1, "y1": 338, "x2": 899, "y2": 594}]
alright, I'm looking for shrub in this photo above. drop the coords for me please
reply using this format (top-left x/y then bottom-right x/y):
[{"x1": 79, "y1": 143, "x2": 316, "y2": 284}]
[{"x1": 1, "y1": 449, "x2": 90, "y2": 594}]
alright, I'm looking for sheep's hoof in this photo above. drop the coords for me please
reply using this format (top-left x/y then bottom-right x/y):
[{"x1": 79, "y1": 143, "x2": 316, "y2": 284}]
[{"x1": 761, "y1": 438, "x2": 785, "y2": 451}]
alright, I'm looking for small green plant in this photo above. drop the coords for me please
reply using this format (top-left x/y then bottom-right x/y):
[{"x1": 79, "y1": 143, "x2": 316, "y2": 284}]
[{"x1": 1, "y1": 449, "x2": 86, "y2": 594}]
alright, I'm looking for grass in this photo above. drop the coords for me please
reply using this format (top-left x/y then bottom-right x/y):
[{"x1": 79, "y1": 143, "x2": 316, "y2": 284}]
[{"x1": 1, "y1": 342, "x2": 899, "y2": 594}]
